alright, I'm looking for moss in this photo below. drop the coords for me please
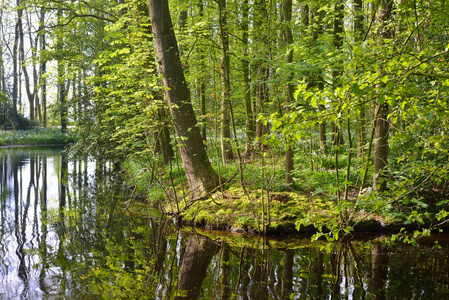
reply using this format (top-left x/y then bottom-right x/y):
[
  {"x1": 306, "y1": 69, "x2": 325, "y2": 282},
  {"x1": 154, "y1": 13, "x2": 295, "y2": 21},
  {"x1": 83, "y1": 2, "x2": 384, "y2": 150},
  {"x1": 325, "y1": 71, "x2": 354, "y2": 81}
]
[{"x1": 170, "y1": 183, "x2": 333, "y2": 233}]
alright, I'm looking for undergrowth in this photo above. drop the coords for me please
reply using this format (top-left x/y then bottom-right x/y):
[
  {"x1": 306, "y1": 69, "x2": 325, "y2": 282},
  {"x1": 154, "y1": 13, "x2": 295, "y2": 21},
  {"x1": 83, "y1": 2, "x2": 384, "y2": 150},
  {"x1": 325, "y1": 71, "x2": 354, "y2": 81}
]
[
  {"x1": 0, "y1": 127, "x2": 77, "y2": 146},
  {"x1": 123, "y1": 145, "x2": 449, "y2": 239}
]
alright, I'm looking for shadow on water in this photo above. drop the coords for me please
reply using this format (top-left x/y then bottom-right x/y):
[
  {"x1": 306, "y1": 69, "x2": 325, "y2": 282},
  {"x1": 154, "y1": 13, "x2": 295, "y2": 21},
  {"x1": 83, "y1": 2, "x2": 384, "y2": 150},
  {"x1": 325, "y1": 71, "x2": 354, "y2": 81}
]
[{"x1": 0, "y1": 147, "x2": 448, "y2": 299}]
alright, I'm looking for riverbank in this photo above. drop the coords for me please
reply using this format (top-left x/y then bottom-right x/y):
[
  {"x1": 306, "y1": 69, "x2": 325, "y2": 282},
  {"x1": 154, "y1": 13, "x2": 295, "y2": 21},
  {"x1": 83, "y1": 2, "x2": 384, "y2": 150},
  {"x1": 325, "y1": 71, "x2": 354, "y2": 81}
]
[
  {"x1": 121, "y1": 140, "x2": 449, "y2": 241},
  {"x1": 124, "y1": 162, "x2": 449, "y2": 239},
  {"x1": 0, "y1": 128, "x2": 76, "y2": 146},
  {"x1": 162, "y1": 185, "x2": 448, "y2": 237}
]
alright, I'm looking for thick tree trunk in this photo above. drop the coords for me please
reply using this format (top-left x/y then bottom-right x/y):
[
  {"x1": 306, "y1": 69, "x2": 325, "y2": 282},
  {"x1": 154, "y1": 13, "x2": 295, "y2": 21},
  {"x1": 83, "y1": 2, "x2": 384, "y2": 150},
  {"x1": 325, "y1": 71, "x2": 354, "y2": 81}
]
[
  {"x1": 148, "y1": 0, "x2": 219, "y2": 199},
  {"x1": 218, "y1": 0, "x2": 234, "y2": 163}
]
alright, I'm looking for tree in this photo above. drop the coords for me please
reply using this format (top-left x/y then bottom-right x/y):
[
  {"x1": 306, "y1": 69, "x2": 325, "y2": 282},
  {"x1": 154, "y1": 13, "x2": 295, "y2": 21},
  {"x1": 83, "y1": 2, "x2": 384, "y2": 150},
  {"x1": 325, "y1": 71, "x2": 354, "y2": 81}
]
[
  {"x1": 281, "y1": 0, "x2": 295, "y2": 189},
  {"x1": 241, "y1": 0, "x2": 254, "y2": 156},
  {"x1": 373, "y1": 0, "x2": 393, "y2": 192},
  {"x1": 218, "y1": 0, "x2": 234, "y2": 163},
  {"x1": 253, "y1": 0, "x2": 270, "y2": 150},
  {"x1": 148, "y1": 0, "x2": 219, "y2": 199}
]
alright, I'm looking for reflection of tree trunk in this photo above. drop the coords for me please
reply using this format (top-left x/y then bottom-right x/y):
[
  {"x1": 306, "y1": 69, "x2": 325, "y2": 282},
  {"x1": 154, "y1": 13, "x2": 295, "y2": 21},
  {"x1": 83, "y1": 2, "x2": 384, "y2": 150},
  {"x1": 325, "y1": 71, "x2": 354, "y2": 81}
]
[
  {"x1": 369, "y1": 245, "x2": 388, "y2": 300},
  {"x1": 282, "y1": 249, "x2": 294, "y2": 299},
  {"x1": 316, "y1": 250, "x2": 324, "y2": 299},
  {"x1": 237, "y1": 248, "x2": 251, "y2": 300},
  {"x1": 250, "y1": 253, "x2": 269, "y2": 300},
  {"x1": 39, "y1": 155, "x2": 48, "y2": 292},
  {"x1": 330, "y1": 251, "x2": 341, "y2": 299},
  {"x1": 150, "y1": 218, "x2": 168, "y2": 277},
  {"x1": 220, "y1": 246, "x2": 231, "y2": 299},
  {"x1": 175, "y1": 235, "x2": 219, "y2": 299},
  {"x1": 60, "y1": 152, "x2": 68, "y2": 209}
]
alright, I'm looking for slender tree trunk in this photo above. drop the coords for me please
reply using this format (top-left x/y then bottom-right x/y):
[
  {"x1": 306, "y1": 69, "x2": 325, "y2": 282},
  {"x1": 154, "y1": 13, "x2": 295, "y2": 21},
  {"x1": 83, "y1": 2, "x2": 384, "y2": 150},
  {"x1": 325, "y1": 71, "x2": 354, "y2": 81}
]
[
  {"x1": 309, "y1": 5, "x2": 327, "y2": 153},
  {"x1": 242, "y1": 0, "x2": 254, "y2": 156},
  {"x1": 282, "y1": 0, "x2": 295, "y2": 189},
  {"x1": 254, "y1": 0, "x2": 269, "y2": 150},
  {"x1": 354, "y1": 0, "x2": 365, "y2": 158},
  {"x1": 332, "y1": 0, "x2": 345, "y2": 151},
  {"x1": 17, "y1": 3, "x2": 34, "y2": 120},
  {"x1": 0, "y1": 7, "x2": 5, "y2": 95},
  {"x1": 56, "y1": 8, "x2": 69, "y2": 133},
  {"x1": 157, "y1": 105, "x2": 174, "y2": 165},
  {"x1": 218, "y1": 0, "x2": 234, "y2": 163},
  {"x1": 12, "y1": 6, "x2": 20, "y2": 115},
  {"x1": 148, "y1": 0, "x2": 219, "y2": 199},
  {"x1": 198, "y1": 0, "x2": 207, "y2": 142},
  {"x1": 373, "y1": 0, "x2": 393, "y2": 192}
]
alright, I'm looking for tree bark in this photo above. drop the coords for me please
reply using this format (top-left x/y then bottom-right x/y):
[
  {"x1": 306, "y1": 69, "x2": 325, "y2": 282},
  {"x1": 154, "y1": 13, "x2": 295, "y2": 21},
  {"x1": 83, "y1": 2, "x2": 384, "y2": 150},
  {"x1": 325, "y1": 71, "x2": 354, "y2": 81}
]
[
  {"x1": 198, "y1": 0, "x2": 207, "y2": 142},
  {"x1": 254, "y1": 0, "x2": 269, "y2": 150},
  {"x1": 218, "y1": 0, "x2": 234, "y2": 163},
  {"x1": 282, "y1": 0, "x2": 295, "y2": 190},
  {"x1": 309, "y1": 5, "x2": 327, "y2": 153},
  {"x1": 148, "y1": 0, "x2": 219, "y2": 199},
  {"x1": 242, "y1": 0, "x2": 254, "y2": 156},
  {"x1": 373, "y1": 0, "x2": 393, "y2": 192},
  {"x1": 332, "y1": 0, "x2": 345, "y2": 149},
  {"x1": 354, "y1": 0, "x2": 365, "y2": 158}
]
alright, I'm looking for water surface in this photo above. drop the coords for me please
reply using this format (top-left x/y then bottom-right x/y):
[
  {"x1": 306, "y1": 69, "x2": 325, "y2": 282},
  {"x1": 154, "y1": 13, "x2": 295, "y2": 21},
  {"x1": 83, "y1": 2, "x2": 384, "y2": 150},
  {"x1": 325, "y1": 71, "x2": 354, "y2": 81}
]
[{"x1": 0, "y1": 147, "x2": 448, "y2": 299}]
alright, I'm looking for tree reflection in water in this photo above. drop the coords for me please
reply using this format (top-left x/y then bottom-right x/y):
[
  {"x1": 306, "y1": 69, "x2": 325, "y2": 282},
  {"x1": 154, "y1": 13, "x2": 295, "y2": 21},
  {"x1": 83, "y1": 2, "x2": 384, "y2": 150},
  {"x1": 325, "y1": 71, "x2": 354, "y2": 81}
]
[{"x1": 0, "y1": 147, "x2": 448, "y2": 299}]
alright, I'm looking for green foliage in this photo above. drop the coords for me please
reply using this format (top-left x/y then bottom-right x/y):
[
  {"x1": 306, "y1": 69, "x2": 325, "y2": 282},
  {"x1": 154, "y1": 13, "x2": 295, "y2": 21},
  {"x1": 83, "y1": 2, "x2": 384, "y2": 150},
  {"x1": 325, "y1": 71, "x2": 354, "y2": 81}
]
[{"x1": 22, "y1": 0, "x2": 447, "y2": 243}]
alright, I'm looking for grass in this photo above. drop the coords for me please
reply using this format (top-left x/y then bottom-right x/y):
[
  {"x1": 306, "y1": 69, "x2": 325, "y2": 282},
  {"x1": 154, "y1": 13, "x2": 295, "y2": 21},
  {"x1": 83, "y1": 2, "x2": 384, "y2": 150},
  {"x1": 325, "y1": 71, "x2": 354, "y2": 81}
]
[{"x1": 0, "y1": 127, "x2": 77, "y2": 146}]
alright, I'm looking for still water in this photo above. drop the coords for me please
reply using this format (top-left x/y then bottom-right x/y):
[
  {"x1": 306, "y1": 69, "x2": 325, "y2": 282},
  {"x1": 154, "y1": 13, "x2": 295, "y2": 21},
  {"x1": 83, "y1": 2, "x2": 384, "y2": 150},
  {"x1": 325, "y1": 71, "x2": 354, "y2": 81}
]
[{"x1": 0, "y1": 147, "x2": 448, "y2": 299}]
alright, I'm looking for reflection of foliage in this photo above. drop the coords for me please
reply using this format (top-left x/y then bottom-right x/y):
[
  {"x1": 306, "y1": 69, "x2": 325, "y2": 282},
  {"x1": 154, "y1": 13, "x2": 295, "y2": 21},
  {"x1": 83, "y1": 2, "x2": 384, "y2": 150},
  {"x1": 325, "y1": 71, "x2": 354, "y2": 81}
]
[
  {"x1": 43, "y1": 172, "x2": 165, "y2": 299},
  {"x1": 48, "y1": 207, "x2": 160, "y2": 299},
  {"x1": 87, "y1": 233, "x2": 157, "y2": 299}
]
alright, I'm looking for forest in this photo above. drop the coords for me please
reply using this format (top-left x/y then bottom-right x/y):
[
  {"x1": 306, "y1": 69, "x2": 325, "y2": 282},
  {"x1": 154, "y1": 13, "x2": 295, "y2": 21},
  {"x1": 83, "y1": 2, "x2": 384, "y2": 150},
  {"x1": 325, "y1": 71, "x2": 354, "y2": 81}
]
[{"x1": 1, "y1": 0, "x2": 449, "y2": 238}]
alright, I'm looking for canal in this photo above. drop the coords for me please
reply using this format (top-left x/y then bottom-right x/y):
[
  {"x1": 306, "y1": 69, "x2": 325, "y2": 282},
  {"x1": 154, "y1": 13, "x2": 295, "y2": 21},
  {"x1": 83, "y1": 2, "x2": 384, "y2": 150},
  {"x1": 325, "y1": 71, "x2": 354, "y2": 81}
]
[{"x1": 0, "y1": 147, "x2": 448, "y2": 299}]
